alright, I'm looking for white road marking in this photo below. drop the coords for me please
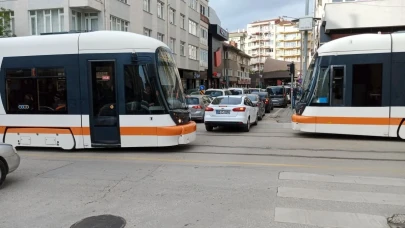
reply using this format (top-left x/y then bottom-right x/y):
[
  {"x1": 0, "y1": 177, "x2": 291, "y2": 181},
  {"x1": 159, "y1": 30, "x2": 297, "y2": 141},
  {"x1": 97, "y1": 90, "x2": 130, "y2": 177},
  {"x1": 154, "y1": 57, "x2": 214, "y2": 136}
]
[
  {"x1": 274, "y1": 208, "x2": 390, "y2": 228},
  {"x1": 279, "y1": 172, "x2": 405, "y2": 187},
  {"x1": 277, "y1": 187, "x2": 405, "y2": 206},
  {"x1": 269, "y1": 108, "x2": 284, "y2": 118}
]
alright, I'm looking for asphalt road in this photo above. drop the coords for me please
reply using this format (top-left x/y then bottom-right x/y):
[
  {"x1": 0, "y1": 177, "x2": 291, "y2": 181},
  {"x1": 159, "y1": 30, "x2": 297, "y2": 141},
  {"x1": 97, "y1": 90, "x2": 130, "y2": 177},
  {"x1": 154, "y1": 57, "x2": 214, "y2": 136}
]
[{"x1": 1, "y1": 107, "x2": 405, "y2": 228}]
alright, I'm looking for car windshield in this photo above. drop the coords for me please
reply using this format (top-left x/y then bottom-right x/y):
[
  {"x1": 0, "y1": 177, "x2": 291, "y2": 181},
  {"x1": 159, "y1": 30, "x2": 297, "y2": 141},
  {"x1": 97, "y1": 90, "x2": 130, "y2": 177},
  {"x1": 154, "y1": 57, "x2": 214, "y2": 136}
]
[
  {"x1": 258, "y1": 93, "x2": 267, "y2": 99},
  {"x1": 250, "y1": 89, "x2": 260, "y2": 93},
  {"x1": 205, "y1": 90, "x2": 223, "y2": 97},
  {"x1": 269, "y1": 87, "x2": 284, "y2": 95},
  {"x1": 186, "y1": 97, "x2": 199, "y2": 105},
  {"x1": 156, "y1": 47, "x2": 186, "y2": 110},
  {"x1": 212, "y1": 97, "x2": 242, "y2": 105},
  {"x1": 247, "y1": 95, "x2": 258, "y2": 101}
]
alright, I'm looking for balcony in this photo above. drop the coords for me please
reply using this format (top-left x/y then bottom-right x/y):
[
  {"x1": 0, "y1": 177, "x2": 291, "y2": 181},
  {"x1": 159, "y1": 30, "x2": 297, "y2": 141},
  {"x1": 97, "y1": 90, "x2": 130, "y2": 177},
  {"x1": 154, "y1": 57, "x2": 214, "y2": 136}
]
[{"x1": 69, "y1": 0, "x2": 103, "y2": 11}]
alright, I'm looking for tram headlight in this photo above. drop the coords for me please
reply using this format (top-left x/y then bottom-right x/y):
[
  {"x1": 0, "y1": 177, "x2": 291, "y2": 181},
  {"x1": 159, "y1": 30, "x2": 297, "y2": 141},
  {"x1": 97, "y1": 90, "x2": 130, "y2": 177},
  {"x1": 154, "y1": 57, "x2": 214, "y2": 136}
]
[{"x1": 170, "y1": 110, "x2": 190, "y2": 125}]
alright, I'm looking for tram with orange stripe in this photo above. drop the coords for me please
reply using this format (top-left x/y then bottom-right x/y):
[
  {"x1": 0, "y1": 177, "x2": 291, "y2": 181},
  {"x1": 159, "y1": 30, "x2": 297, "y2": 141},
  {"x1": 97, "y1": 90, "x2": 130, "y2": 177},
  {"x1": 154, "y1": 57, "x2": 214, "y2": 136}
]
[
  {"x1": 292, "y1": 32, "x2": 405, "y2": 139},
  {"x1": 0, "y1": 31, "x2": 196, "y2": 150}
]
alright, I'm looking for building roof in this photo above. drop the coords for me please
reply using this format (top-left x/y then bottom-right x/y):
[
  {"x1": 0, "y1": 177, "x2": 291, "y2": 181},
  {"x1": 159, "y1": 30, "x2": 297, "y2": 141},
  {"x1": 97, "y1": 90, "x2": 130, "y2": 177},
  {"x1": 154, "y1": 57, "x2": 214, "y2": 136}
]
[
  {"x1": 222, "y1": 42, "x2": 251, "y2": 58},
  {"x1": 263, "y1": 58, "x2": 301, "y2": 73}
]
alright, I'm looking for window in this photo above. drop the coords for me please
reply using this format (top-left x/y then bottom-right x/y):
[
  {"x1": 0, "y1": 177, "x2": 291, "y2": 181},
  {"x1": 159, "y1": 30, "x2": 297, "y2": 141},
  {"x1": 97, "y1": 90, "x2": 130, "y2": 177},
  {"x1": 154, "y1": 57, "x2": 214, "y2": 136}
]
[
  {"x1": 71, "y1": 10, "x2": 83, "y2": 31},
  {"x1": 157, "y1": 1, "x2": 164, "y2": 19},
  {"x1": 180, "y1": 14, "x2": 185, "y2": 29},
  {"x1": 188, "y1": 19, "x2": 198, "y2": 36},
  {"x1": 200, "y1": 49, "x2": 208, "y2": 68},
  {"x1": 110, "y1": 15, "x2": 129, "y2": 31},
  {"x1": 188, "y1": 44, "x2": 198, "y2": 60},
  {"x1": 157, "y1": 32, "x2": 164, "y2": 42},
  {"x1": 200, "y1": 27, "x2": 208, "y2": 45},
  {"x1": 124, "y1": 64, "x2": 163, "y2": 115},
  {"x1": 180, "y1": 41, "x2": 186, "y2": 56},
  {"x1": 0, "y1": 10, "x2": 15, "y2": 37},
  {"x1": 29, "y1": 9, "x2": 65, "y2": 35},
  {"x1": 331, "y1": 66, "x2": 345, "y2": 106},
  {"x1": 352, "y1": 64, "x2": 383, "y2": 107},
  {"x1": 200, "y1": 5, "x2": 206, "y2": 15},
  {"x1": 169, "y1": 8, "x2": 175, "y2": 24},
  {"x1": 311, "y1": 67, "x2": 330, "y2": 105},
  {"x1": 143, "y1": 27, "x2": 151, "y2": 36},
  {"x1": 169, "y1": 37, "x2": 176, "y2": 53},
  {"x1": 189, "y1": 0, "x2": 198, "y2": 10},
  {"x1": 143, "y1": 0, "x2": 150, "y2": 12},
  {"x1": 6, "y1": 68, "x2": 67, "y2": 114},
  {"x1": 84, "y1": 13, "x2": 99, "y2": 31}
]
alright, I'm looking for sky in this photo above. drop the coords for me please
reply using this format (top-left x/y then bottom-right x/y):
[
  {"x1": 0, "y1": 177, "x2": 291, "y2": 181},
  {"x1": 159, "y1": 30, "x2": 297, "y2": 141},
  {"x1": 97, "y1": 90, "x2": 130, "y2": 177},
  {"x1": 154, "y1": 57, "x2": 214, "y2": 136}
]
[{"x1": 209, "y1": 0, "x2": 315, "y2": 32}]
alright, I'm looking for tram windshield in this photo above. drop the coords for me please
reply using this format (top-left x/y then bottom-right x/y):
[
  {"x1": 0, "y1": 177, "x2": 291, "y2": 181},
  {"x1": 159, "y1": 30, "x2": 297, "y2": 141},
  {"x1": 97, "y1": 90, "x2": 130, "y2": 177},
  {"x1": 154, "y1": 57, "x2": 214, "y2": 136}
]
[
  {"x1": 156, "y1": 48, "x2": 187, "y2": 110},
  {"x1": 300, "y1": 53, "x2": 319, "y2": 103}
]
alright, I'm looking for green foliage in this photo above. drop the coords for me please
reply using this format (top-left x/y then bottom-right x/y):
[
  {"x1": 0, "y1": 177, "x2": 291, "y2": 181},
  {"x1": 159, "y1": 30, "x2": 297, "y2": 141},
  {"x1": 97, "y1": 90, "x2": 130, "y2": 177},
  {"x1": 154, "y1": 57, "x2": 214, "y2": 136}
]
[{"x1": 0, "y1": 7, "x2": 13, "y2": 37}]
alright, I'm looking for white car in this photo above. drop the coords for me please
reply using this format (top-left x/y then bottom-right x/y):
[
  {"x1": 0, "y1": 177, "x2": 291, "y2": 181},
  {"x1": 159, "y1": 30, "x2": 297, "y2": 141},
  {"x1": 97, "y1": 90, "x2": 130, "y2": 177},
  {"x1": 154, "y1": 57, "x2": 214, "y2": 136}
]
[
  {"x1": 228, "y1": 88, "x2": 250, "y2": 95},
  {"x1": 204, "y1": 89, "x2": 232, "y2": 98},
  {"x1": 204, "y1": 95, "x2": 259, "y2": 132},
  {"x1": 0, "y1": 143, "x2": 20, "y2": 188}
]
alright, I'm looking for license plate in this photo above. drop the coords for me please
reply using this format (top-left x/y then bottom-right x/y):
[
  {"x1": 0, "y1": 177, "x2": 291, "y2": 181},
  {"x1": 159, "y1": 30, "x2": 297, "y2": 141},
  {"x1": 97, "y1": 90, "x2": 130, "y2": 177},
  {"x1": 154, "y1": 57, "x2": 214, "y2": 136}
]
[{"x1": 216, "y1": 110, "x2": 230, "y2": 114}]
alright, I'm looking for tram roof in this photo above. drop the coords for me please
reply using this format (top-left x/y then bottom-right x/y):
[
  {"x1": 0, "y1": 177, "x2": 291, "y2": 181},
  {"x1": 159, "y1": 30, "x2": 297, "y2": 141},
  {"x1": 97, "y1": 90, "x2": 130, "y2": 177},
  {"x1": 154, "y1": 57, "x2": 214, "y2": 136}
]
[
  {"x1": 0, "y1": 31, "x2": 169, "y2": 57},
  {"x1": 317, "y1": 33, "x2": 405, "y2": 56}
]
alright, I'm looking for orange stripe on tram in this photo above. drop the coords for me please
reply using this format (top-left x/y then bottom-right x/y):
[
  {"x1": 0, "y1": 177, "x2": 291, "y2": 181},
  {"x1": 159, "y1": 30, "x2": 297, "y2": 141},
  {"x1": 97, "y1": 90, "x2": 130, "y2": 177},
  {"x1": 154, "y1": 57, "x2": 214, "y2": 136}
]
[
  {"x1": 292, "y1": 114, "x2": 404, "y2": 125},
  {"x1": 2, "y1": 122, "x2": 197, "y2": 136}
]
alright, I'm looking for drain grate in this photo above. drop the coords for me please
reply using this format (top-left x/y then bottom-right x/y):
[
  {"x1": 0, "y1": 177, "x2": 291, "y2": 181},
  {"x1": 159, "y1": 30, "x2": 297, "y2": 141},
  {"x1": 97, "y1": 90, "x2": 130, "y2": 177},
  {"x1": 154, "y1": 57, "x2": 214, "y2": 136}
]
[
  {"x1": 388, "y1": 214, "x2": 405, "y2": 228},
  {"x1": 70, "y1": 214, "x2": 126, "y2": 228}
]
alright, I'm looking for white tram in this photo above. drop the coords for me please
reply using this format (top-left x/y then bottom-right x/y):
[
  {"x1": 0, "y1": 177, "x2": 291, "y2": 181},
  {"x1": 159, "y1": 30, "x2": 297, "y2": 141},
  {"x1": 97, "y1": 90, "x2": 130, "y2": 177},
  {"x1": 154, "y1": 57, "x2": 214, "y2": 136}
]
[{"x1": 0, "y1": 31, "x2": 196, "y2": 149}]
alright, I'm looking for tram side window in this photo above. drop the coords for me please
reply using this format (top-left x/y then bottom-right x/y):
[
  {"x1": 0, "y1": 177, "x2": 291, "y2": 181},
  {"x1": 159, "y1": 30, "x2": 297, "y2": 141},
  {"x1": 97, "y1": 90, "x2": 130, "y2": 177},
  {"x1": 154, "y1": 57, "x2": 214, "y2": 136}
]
[
  {"x1": 331, "y1": 66, "x2": 344, "y2": 106},
  {"x1": 124, "y1": 64, "x2": 163, "y2": 115},
  {"x1": 5, "y1": 68, "x2": 67, "y2": 114},
  {"x1": 352, "y1": 64, "x2": 382, "y2": 106}
]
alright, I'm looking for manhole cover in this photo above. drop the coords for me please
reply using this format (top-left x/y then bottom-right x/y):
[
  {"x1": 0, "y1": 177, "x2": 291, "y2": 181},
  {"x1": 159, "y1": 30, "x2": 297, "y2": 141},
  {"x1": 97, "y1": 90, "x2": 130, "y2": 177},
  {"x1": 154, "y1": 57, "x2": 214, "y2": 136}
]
[
  {"x1": 70, "y1": 214, "x2": 126, "y2": 228},
  {"x1": 388, "y1": 214, "x2": 405, "y2": 228}
]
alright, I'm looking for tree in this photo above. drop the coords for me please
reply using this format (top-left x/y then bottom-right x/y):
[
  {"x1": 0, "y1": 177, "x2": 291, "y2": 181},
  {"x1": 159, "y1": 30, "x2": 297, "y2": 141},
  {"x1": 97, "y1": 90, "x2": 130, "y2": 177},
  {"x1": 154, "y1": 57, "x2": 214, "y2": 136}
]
[{"x1": 0, "y1": 7, "x2": 13, "y2": 37}]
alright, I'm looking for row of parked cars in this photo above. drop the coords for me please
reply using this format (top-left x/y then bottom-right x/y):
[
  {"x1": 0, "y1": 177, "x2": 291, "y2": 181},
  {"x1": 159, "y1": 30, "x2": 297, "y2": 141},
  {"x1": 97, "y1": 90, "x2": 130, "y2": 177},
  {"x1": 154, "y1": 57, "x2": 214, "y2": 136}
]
[{"x1": 185, "y1": 86, "x2": 290, "y2": 132}]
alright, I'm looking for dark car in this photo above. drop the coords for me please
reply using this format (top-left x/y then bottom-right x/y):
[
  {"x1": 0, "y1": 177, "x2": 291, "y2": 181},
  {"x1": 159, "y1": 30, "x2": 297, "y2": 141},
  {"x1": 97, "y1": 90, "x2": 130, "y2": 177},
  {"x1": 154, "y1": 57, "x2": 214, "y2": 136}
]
[
  {"x1": 267, "y1": 86, "x2": 288, "y2": 108},
  {"x1": 246, "y1": 94, "x2": 265, "y2": 120},
  {"x1": 253, "y1": 91, "x2": 273, "y2": 113}
]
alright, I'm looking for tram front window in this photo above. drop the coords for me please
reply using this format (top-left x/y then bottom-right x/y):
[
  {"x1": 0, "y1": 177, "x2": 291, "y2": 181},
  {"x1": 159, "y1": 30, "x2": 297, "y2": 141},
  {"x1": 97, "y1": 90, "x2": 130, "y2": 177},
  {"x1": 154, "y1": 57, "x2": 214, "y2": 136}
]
[
  {"x1": 156, "y1": 47, "x2": 190, "y2": 125},
  {"x1": 156, "y1": 48, "x2": 187, "y2": 110},
  {"x1": 300, "y1": 54, "x2": 319, "y2": 103}
]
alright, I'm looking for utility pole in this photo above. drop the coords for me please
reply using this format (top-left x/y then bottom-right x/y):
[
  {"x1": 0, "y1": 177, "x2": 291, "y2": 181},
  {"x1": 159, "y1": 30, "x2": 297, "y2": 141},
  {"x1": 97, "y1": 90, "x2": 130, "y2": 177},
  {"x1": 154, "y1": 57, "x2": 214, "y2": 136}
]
[{"x1": 303, "y1": 0, "x2": 310, "y2": 80}]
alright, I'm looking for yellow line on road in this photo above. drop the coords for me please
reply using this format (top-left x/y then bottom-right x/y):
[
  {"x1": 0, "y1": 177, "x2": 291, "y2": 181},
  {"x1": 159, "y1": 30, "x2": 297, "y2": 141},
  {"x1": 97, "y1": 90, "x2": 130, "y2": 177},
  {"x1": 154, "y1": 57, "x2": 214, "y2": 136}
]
[{"x1": 20, "y1": 152, "x2": 405, "y2": 174}]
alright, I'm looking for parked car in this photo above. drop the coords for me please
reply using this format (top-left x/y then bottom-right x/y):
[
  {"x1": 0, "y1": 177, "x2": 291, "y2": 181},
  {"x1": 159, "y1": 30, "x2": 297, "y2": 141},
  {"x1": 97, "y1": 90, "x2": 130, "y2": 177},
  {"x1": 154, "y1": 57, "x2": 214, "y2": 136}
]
[
  {"x1": 228, "y1": 88, "x2": 250, "y2": 95},
  {"x1": 186, "y1": 95, "x2": 213, "y2": 122},
  {"x1": 204, "y1": 89, "x2": 232, "y2": 98},
  {"x1": 253, "y1": 91, "x2": 273, "y2": 113},
  {"x1": 204, "y1": 95, "x2": 258, "y2": 132},
  {"x1": 0, "y1": 144, "x2": 20, "y2": 188},
  {"x1": 246, "y1": 94, "x2": 265, "y2": 120},
  {"x1": 267, "y1": 86, "x2": 288, "y2": 108}
]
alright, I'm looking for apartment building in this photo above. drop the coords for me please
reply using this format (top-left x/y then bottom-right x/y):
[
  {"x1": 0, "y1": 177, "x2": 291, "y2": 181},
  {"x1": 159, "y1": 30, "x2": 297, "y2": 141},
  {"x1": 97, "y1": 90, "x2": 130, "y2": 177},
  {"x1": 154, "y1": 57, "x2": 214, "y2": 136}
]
[
  {"x1": 0, "y1": 0, "x2": 202, "y2": 80},
  {"x1": 223, "y1": 42, "x2": 251, "y2": 88},
  {"x1": 227, "y1": 29, "x2": 247, "y2": 52},
  {"x1": 245, "y1": 19, "x2": 277, "y2": 73},
  {"x1": 274, "y1": 20, "x2": 312, "y2": 63},
  {"x1": 197, "y1": 0, "x2": 209, "y2": 89}
]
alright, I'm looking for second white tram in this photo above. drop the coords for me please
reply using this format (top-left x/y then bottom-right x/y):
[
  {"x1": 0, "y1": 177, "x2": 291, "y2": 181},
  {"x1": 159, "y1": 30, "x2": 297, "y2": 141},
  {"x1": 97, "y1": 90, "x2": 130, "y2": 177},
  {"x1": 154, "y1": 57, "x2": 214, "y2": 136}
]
[
  {"x1": 0, "y1": 31, "x2": 196, "y2": 150},
  {"x1": 292, "y1": 32, "x2": 405, "y2": 139}
]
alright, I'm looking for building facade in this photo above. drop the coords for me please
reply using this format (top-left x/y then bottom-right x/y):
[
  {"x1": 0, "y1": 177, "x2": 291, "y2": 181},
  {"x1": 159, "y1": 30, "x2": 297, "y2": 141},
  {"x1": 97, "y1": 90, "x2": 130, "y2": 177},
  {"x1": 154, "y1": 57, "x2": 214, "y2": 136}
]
[
  {"x1": 208, "y1": 24, "x2": 228, "y2": 89},
  {"x1": 227, "y1": 29, "x2": 247, "y2": 52},
  {"x1": 274, "y1": 20, "x2": 312, "y2": 64},
  {"x1": 196, "y1": 0, "x2": 209, "y2": 90},
  {"x1": 223, "y1": 42, "x2": 251, "y2": 88},
  {"x1": 245, "y1": 19, "x2": 277, "y2": 73},
  {"x1": 0, "y1": 0, "x2": 204, "y2": 85}
]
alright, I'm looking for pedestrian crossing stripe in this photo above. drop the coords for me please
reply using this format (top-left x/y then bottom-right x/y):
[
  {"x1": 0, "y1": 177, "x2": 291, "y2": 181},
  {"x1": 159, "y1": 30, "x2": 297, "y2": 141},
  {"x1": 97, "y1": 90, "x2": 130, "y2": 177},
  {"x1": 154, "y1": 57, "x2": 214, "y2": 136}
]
[{"x1": 275, "y1": 172, "x2": 405, "y2": 228}]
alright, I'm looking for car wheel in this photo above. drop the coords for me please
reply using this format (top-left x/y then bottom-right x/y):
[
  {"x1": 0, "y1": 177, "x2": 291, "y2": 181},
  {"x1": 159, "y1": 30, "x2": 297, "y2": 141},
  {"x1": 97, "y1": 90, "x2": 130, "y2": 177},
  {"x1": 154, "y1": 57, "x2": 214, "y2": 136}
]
[
  {"x1": 0, "y1": 160, "x2": 7, "y2": 188},
  {"x1": 205, "y1": 125, "x2": 213, "y2": 131},
  {"x1": 258, "y1": 113, "x2": 263, "y2": 121},
  {"x1": 243, "y1": 118, "x2": 250, "y2": 132},
  {"x1": 271, "y1": 105, "x2": 274, "y2": 110}
]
